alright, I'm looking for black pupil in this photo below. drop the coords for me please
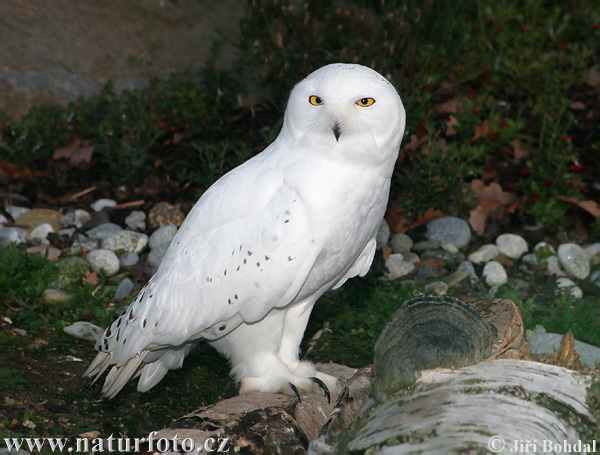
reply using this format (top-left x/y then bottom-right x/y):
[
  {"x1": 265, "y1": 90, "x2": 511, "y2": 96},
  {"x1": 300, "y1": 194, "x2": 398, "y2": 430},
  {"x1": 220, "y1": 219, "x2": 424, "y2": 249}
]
[
  {"x1": 361, "y1": 98, "x2": 369, "y2": 104},
  {"x1": 315, "y1": 97, "x2": 322, "y2": 103}
]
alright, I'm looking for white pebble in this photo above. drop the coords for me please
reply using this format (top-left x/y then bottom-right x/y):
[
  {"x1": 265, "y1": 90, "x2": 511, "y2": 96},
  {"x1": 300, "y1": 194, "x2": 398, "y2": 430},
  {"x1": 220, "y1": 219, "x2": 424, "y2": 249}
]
[
  {"x1": 90, "y1": 198, "x2": 117, "y2": 212},
  {"x1": 557, "y1": 243, "x2": 590, "y2": 279},
  {"x1": 556, "y1": 277, "x2": 583, "y2": 298},
  {"x1": 482, "y1": 261, "x2": 507, "y2": 286},
  {"x1": 87, "y1": 249, "x2": 120, "y2": 276},
  {"x1": 149, "y1": 224, "x2": 177, "y2": 250},
  {"x1": 125, "y1": 211, "x2": 146, "y2": 231},
  {"x1": 384, "y1": 254, "x2": 415, "y2": 280},
  {"x1": 30, "y1": 223, "x2": 55, "y2": 244},
  {"x1": 468, "y1": 244, "x2": 499, "y2": 264},
  {"x1": 496, "y1": 233, "x2": 528, "y2": 259}
]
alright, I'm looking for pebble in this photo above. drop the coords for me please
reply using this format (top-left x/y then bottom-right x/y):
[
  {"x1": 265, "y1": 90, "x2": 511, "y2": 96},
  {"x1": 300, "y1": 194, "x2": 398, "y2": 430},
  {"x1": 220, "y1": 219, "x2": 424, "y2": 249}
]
[
  {"x1": 148, "y1": 243, "x2": 170, "y2": 267},
  {"x1": 30, "y1": 223, "x2": 55, "y2": 244},
  {"x1": 375, "y1": 219, "x2": 390, "y2": 249},
  {"x1": 556, "y1": 277, "x2": 583, "y2": 298},
  {"x1": 125, "y1": 210, "x2": 147, "y2": 231},
  {"x1": 425, "y1": 281, "x2": 448, "y2": 295},
  {"x1": 590, "y1": 270, "x2": 600, "y2": 287},
  {"x1": 412, "y1": 240, "x2": 440, "y2": 252},
  {"x1": 42, "y1": 288, "x2": 73, "y2": 305},
  {"x1": 26, "y1": 245, "x2": 62, "y2": 261},
  {"x1": 468, "y1": 244, "x2": 499, "y2": 264},
  {"x1": 496, "y1": 233, "x2": 528, "y2": 259},
  {"x1": 0, "y1": 227, "x2": 28, "y2": 246},
  {"x1": 401, "y1": 252, "x2": 420, "y2": 264},
  {"x1": 70, "y1": 238, "x2": 99, "y2": 254},
  {"x1": 87, "y1": 249, "x2": 120, "y2": 276},
  {"x1": 119, "y1": 252, "x2": 139, "y2": 267},
  {"x1": 441, "y1": 243, "x2": 459, "y2": 254},
  {"x1": 557, "y1": 243, "x2": 590, "y2": 279},
  {"x1": 421, "y1": 249, "x2": 457, "y2": 265},
  {"x1": 426, "y1": 216, "x2": 471, "y2": 249},
  {"x1": 149, "y1": 224, "x2": 177, "y2": 250},
  {"x1": 5, "y1": 205, "x2": 30, "y2": 219},
  {"x1": 442, "y1": 270, "x2": 468, "y2": 288},
  {"x1": 415, "y1": 266, "x2": 441, "y2": 285},
  {"x1": 86, "y1": 223, "x2": 123, "y2": 240},
  {"x1": 521, "y1": 253, "x2": 538, "y2": 266},
  {"x1": 390, "y1": 233, "x2": 413, "y2": 253},
  {"x1": 58, "y1": 227, "x2": 76, "y2": 237},
  {"x1": 534, "y1": 242, "x2": 557, "y2": 255},
  {"x1": 384, "y1": 254, "x2": 415, "y2": 280},
  {"x1": 584, "y1": 243, "x2": 600, "y2": 260},
  {"x1": 82, "y1": 211, "x2": 110, "y2": 229},
  {"x1": 148, "y1": 202, "x2": 185, "y2": 230},
  {"x1": 16, "y1": 208, "x2": 62, "y2": 233},
  {"x1": 114, "y1": 278, "x2": 135, "y2": 301},
  {"x1": 63, "y1": 321, "x2": 104, "y2": 342},
  {"x1": 543, "y1": 256, "x2": 562, "y2": 275},
  {"x1": 90, "y1": 198, "x2": 117, "y2": 212},
  {"x1": 60, "y1": 209, "x2": 91, "y2": 227},
  {"x1": 458, "y1": 261, "x2": 478, "y2": 282},
  {"x1": 526, "y1": 325, "x2": 600, "y2": 368},
  {"x1": 101, "y1": 230, "x2": 148, "y2": 254},
  {"x1": 482, "y1": 261, "x2": 507, "y2": 286}
]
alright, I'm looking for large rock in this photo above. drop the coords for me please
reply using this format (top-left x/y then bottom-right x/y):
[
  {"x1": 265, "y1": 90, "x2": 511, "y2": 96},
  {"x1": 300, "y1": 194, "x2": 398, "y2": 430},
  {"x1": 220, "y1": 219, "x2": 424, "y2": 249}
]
[{"x1": 0, "y1": 0, "x2": 244, "y2": 117}]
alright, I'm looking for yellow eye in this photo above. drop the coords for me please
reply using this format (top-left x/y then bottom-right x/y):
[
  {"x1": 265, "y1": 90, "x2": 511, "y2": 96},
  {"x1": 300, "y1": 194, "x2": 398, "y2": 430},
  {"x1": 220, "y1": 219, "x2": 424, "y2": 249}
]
[
  {"x1": 309, "y1": 95, "x2": 324, "y2": 106},
  {"x1": 356, "y1": 97, "x2": 376, "y2": 107}
]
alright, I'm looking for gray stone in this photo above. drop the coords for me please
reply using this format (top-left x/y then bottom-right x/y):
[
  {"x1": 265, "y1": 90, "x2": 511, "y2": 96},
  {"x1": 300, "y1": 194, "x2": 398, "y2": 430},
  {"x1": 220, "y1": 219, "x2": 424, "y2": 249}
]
[
  {"x1": 426, "y1": 216, "x2": 471, "y2": 249},
  {"x1": 148, "y1": 243, "x2": 170, "y2": 267},
  {"x1": 496, "y1": 233, "x2": 528, "y2": 259},
  {"x1": 468, "y1": 244, "x2": 499, "y2": 264},
  {"x1": 101, "y1": 230, "x2": 148, "y2": 254},
  {"x1": 90, "y1": 198, "x2": 117, "y2": 212},
  {"x1": 384, "y1": 254, "x2": 415, "y2": 280},
  {"x1": 87, "y1": 249, "x2": 120, "y2": 276},
  {"x1": 415, "y1": 266, "x2": 441, "y2": 284},
  {"x1": 441, "y1": 243, "x2": 459, "y2": 254},
  {"x1": 526, "y1": 325, "x2": 600, "y2": 367},
  {"x1": 69, "y1": 238, "x2": 99, "y2": 254},
  {"x1": 375, "y1": 219, "x2": 390, "y2": 249},
  {"x1": 63, "y1": 321, "x2": 104, "y2": 342},
  {"x1": 412, "y1": 240, "x2": 441, "y2": 251},
  {"x1": 86, "y1": 223, "x2": 123, "y2": 240},
  {"x1": 0, "y1": 227, "x2": 28, "y2": 246},
  {"x1": 555, "y1": 277, "x2": 583, "y2": 298},
  {"x1": 125, "y1": 210, "x2": 147, "y2": 231},
  {"x1": 591, "y1": 270, "x2": 600, "y2": 287},
  {"x1": 30, "y1": 222, "x2": 55, "y2": 244},
  {"x1": 58, "y1": 227, "x2": 76, "y2": 237},
  {"x1": 557, "y1": 243, "x2": 590, "y2": 279},
  {"x1": 390, "y1": 233, "x2": 413, "y2": 253},
  {"x1": 584, "y1": 243, "x2": 600, "y2": 260},
  {"x1": 119, "y1": 252, "x2": 139, "y2": 267},
  {"x1": 482, "y1": 261, "x2": 507, "y2": 286},
  {"x1": 149, "y1": 224, "x2": 177, "y2": 250},
  {"x1": 521, "y1": 253, "x2": 538, "y2": 266},
  {"x1": 457, "y1": 261, "x2": 478, "y2": 282},
  {"x1": 114, "y1": 278, "x2": 135, "y2": 301}
]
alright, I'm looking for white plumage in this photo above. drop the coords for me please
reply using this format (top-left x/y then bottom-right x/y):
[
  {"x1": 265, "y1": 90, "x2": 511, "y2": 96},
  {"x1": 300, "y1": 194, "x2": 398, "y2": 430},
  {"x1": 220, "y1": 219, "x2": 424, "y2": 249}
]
[{"x1": 85, "y1": 63, "x2": 406, "y2": 399}]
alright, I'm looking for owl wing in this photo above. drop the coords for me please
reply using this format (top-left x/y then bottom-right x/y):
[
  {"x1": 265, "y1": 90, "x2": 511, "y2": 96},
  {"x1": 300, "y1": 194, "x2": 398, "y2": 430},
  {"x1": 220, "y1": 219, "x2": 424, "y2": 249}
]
[{"x1": 85, "y1": 153, "x2": 324, "y2": 396}]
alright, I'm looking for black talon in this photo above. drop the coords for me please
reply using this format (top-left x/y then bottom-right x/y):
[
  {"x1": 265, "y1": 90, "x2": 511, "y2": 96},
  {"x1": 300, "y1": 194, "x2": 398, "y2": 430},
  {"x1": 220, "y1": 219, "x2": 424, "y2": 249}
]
[
  {"x1": 289, "y1": 382, "x2": 302, "y2": 403},
  {"x1": 310, "y1": 377, "x2": 330, "y2": 403}
]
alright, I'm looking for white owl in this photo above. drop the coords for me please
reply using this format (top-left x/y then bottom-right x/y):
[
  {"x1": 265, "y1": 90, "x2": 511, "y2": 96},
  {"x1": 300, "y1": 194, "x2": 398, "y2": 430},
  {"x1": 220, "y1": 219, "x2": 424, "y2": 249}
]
[{"x1": 85, "y1": 63, "x2": 406, "y2": 400}]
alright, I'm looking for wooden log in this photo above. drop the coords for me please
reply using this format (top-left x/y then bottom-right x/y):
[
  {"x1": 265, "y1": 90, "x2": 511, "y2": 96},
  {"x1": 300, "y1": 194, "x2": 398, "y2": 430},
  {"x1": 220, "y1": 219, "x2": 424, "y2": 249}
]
[{"x1": 152, "y1": 363, "x2": 371, "y2": 454}]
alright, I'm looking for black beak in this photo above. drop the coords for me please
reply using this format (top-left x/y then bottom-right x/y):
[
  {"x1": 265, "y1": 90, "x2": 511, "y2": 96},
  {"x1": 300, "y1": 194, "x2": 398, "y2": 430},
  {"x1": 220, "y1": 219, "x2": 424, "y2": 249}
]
[{"x1": 332, "y1": 122, "x2": 342, "y2": 142}]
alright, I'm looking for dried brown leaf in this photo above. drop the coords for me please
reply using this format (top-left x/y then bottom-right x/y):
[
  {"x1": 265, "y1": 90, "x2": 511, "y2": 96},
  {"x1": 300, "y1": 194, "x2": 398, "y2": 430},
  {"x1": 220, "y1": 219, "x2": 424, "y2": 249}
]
[
  {"x1": 382, "y1": 244, "x2": 392, "y2": 261},
  {"x1": 83, "y1": 271, "x2": 99, "y2": 286},
  {"x1": 513, "y1": 139, "x2": 530, "y2": 161},
  {"x1": 469, "y1": 206, "x2": 487, "y2": 236},
  {"x1": 556, "y1": 196, "x2": 600, "y2": 217},
  {"x1": 471, "y1": 119, "x2": 491, "y2": 142}
]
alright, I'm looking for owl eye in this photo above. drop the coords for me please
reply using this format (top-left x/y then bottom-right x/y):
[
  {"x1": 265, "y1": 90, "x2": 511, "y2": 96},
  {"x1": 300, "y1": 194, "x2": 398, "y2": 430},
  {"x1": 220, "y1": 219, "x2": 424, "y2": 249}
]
[
  {"x1": 309, "y1": 95, "x2": 324, "y2": 106},
  {"x1": 356, "y1": 97, "x2": 376, "y2": 107}
]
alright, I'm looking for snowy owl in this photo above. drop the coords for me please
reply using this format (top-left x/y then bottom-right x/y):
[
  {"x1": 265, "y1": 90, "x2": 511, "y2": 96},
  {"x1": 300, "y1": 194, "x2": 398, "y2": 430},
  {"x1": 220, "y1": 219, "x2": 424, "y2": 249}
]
[{"x1": 85, "y1": 63, "x2": 406, "y2": 400}]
